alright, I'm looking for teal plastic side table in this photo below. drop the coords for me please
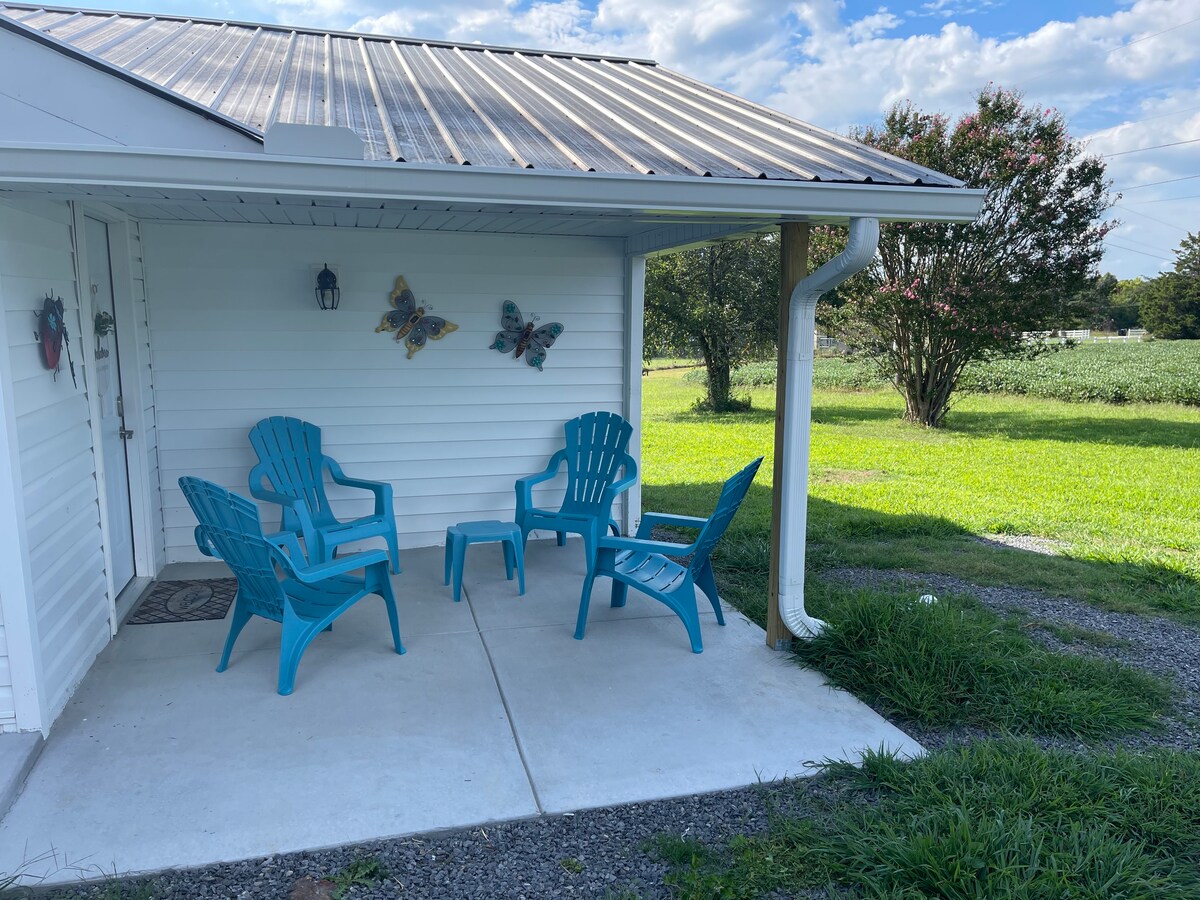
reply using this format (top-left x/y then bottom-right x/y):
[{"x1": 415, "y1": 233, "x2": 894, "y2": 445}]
[{"x1": 444, "y1": 520, "x2": 525, "y2": 602}]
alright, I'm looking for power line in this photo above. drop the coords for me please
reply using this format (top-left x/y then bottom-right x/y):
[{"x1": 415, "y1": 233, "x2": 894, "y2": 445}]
[
  {"x1": 1109, "y1": 232, "x2": 1173, "y2": 253},
  {"x1": 1126, "y1": 193, "x2": 1200, "y2": 204},
  {"x1": 1112, "y1": 204, "x2": 1189, "y2": 233},
  {"x1": 1103, "y1": 137, "x2": 1200, "y2": 158},
  {"x1": 1117, "y1": 173, "x2": 1200, "y2": 191},
  {"x1": 1117, "y1": 104, "x2": 1200, "y2": 127},
  {"x1": 1106, "y1": 14, "x2": 1200, "y2": 55},
  {"x1": 1104, "y1": 240, "x2": 1173, "y2": 263}
]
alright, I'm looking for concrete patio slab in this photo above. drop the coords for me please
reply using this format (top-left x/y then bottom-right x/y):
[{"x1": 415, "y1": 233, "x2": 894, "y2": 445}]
[
  {"x1": 484, "y1": 610, "x2": 918, "y2": 813},
  {"x1": 0, "y1": 541, "x2": 920, "y2": 886},
  {"x1": 0, "y1": 732, "x2": 43, "y2": 822}
]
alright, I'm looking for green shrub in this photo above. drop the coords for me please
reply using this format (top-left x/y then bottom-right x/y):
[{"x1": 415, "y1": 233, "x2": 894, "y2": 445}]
[
  {"x1": 960, "y1": 340, "x2": 1200, "y2": 405},
  {"x1": 685, "y1": 341, "x2": 1200, "y2": 405}
]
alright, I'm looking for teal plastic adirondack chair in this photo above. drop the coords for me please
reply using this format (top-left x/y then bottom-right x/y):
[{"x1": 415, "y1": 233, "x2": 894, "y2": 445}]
[
  {"x1": 575, "y1": 457, "x2": 763, "y2": 653},
  {"x1": 515, "y1": 411, "x2": 637, "y2": 565},
  {"x1": 180, "y1": 476, "x2": 404, "y2": 695},
  {"x1": 249, "y1": 417, "x2": 401, "y2": 574}
]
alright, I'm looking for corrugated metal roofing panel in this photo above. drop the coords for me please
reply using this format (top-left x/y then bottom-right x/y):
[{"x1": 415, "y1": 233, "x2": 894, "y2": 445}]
[{"x1": 0, "y1": 3, "x2": 965, "y2": 187}]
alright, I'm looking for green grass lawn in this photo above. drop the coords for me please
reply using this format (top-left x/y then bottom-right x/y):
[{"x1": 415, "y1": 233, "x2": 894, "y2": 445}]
[
  {"x1": 641, "y1": 370, "x2": 1200, "y2": 624},
  {"x1": 640, "y1": 370, "x2": 1200, "y2": 899}
]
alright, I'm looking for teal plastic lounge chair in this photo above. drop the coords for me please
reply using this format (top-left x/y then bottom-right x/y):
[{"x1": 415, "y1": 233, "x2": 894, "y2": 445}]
[
  {"x1": 249, "y1": 416, "x2": 400, "y2": 574},
  {"x1": 515, "y1": 411, "x2": 637, "y2": 564},
  {"x1": 180, "y1": 476, "x2": 403, "y2": 695},
  {"x1": 575, "y1": 457, "x2": 763, "y2": 653}
]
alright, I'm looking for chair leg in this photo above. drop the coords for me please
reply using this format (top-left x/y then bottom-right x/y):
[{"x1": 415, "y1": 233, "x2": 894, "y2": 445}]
[
  {"x1": 513, "y1": 538, "x2": 525, "y2": 596},
  {"x1": 371, "y1": 562, "x2": 405, "y2": 655},
  {"x1": 450, "y1": 534, "x2": 467, "y2": 602},
  {"x1": 502, "y1": 539, "x2": 515, "y2": 580},
  {"x1": 216, "y1": 597, "x2": 253, "y2": 673},
  {"x1": 387, "y1": 530, "x2": 402, "y2": 575},
  {"x1": 663, "y1": 587, "x2": 704, "y2": 653},
  {"x1": 695, "y1": 561, "x2": 726, "y2": 625},
  {"x1": 556, "y1": 531, "x2": 566, "y2": 547},
  {"x1": 681, "y1": 606, "x2": 704, "y2": 654},
  {"x1": 575, "y1": 570, "x2": 598, "y2": 640},
  {"x1": 610, "y1": 580, "x2": 628, "y2": 608},
  {"x1": 443, "y1": 538, "x2": 452, "y2": 586},
  {"x1": 277, "y1": 605, "x2": 319, "y2": 696}
]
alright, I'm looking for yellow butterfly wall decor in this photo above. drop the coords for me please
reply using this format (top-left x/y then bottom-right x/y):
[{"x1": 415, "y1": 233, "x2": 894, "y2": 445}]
[{"x1": 375, "y1": 276, "x2": 458, "y2": 359}]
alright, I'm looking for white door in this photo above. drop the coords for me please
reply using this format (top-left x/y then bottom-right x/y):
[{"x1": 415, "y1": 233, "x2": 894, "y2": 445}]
[{"x1": 87, "y1": 216, "x2": 135, "y2": 595}]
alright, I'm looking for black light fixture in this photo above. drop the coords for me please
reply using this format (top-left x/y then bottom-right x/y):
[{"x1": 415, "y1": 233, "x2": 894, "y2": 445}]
[{"x1": 315, "y1": 263, "x2": 340, "y2": 310}]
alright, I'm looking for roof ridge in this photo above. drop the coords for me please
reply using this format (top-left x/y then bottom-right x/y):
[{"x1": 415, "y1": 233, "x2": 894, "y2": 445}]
[{"x1": 0, "y1": 2, "x2": 659, "y2": 64}]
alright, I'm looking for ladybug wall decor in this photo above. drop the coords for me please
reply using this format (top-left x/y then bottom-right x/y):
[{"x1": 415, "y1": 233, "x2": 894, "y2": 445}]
[{"x1": 35, "y1": 294, "x2": 77, "y2": 387}]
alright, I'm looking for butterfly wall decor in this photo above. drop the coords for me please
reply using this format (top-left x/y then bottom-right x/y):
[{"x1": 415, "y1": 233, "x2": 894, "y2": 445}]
[
  {"x1": 375, "y1": 276, "x2": 458, "y2": 359},
  {"x1": 490, "y1": 300, "x2": 564, "y2": 371}
]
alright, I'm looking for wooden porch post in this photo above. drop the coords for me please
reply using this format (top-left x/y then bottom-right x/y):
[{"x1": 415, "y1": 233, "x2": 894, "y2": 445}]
[{"x1": 767, "y1": 222, "x2": 809, "y2": 650}]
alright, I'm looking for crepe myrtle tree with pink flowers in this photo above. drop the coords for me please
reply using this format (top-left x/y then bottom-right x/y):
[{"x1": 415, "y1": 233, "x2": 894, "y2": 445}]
[{"x1": 817, "y1": 86, "x2": 1114, "y2": 427}]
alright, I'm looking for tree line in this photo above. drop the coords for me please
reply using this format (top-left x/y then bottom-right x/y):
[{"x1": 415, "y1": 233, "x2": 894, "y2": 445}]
[{"x1": 646, "y1": 86, "x2": 1197, "y2": 427}]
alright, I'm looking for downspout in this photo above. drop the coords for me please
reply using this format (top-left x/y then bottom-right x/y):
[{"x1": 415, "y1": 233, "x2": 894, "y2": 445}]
[{"x1": 778, "y1": 217, "x2": 880, "y2": 638}]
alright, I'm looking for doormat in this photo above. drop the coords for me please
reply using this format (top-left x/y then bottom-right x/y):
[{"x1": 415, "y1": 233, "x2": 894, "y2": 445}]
[{"x1": 127, "y1": 579, "x2": 237, "y2": 624}]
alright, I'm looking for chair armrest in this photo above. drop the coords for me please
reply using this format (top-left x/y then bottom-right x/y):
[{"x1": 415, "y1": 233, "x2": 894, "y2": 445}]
[
  {"x1": 635, "y1": 512, "x2": 707, "y2": 539},
  {"x1": 268, "y1": 537, "x2": 390, "y2": 584},
  {"x1": 325, "y1": 457, "x2": 392, "y2": 518},
  {"x1": 598, "y1": 533, "x2": 698, "y2": 557},
  {"x1": 600, "y1": 454, "x2": 638, "y2": 512},
  {"x1": 265, "y1": 530, "x2": 307, "y2": 562},
  {"x1": 515, "y1": 449, "x2": 567, "y2": 519},
  {"x1": 249, "y1": 480, "x2": 319, "y2": 551},
  {"x1": 193, "y1": 524, "x2": 219, "y2": 559}
]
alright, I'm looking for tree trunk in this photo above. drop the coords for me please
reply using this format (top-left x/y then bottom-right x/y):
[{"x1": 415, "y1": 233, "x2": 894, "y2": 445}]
[
  {"x1": 902, "y1": 380, "x2": 951, "y2": 427},
  {"x1": 705, "y1": 353, "x2": 733, "y2": 411}
]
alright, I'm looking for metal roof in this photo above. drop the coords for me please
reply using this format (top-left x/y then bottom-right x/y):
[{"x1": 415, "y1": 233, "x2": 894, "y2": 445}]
[{"x1": 0, "y1": 3, "x2": 964, "y2": 188}]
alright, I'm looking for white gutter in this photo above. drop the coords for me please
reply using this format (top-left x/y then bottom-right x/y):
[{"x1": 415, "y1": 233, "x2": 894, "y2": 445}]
[
  {"x1": 0, "y1": 143, "x2": 986, "y2": 224},
  {"x1": 778, "y1": 217, "x2": 880, "y2": 639}
]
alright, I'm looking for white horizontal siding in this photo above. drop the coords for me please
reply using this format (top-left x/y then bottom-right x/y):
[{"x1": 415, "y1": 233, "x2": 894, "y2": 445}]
[
  {"x1": 143, "y1": 222, "x2": 629, "y2": 558},
  {"x1": 0, "y1": 198, "x2": 110, "y2": 728}
]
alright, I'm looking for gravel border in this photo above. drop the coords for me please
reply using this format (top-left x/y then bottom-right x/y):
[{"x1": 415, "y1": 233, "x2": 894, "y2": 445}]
[
  {"x1": 12, "y1": 782, "x2": 836, "y2": 900},
  {"x1": 12, "y1": 569, "x2": 1198, "y2": 899}
]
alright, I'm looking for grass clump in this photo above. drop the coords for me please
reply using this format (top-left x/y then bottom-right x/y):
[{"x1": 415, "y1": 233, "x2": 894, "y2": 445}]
[
  {"x1": 793, "y1": 587, "x2": 1171, "y2": 738},
  {"x1": 651, "y1": 741, "x2": 1200, "y2": 898},
  {"x1": 328, "y1": 856, "x2": 387, "y2": 899}
]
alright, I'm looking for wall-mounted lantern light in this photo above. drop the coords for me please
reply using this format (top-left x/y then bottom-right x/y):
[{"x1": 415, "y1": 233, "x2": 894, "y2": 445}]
[{"x1": 315, "y1": 263, "x2": 340, "y2": 310}]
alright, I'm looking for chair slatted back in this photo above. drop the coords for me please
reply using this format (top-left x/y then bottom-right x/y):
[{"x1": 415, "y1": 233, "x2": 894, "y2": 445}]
[
  {"x1": 560, "y1": 411, "x2": 633, "y2": 516},
  {"x1": 688, "y1": 457, "x2": 763, "y2": 578},
  {"x1": 180, "y1": 476, "x2": 286, "y2": 621},
  {"x1": 248, "y1": 417, "x2": 333, "y2": 527}
]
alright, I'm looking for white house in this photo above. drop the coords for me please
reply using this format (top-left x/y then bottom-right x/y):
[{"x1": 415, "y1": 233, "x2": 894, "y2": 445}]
[{"x1": 0, "y1": 2, "x2": 983, "y2": 739}]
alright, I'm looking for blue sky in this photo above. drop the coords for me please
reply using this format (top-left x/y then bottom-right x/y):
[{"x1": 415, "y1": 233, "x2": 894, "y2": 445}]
[{"x1": 107, "y1": 0, "x2": 1198, "y2": 279}]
